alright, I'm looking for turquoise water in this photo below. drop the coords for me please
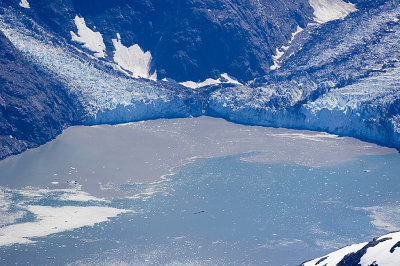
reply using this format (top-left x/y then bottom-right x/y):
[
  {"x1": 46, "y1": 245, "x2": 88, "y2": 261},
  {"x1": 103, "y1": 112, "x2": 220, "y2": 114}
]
[{"x1": 1, "y1": 152, "x2": 400, "y2": 265}]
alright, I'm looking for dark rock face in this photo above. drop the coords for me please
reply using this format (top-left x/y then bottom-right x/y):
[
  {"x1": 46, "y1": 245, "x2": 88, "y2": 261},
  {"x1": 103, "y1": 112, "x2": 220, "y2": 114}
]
[
  {"x1": 8, "y1": 0, "x2": 315, "y2": 82},
  {"x1": 0, "y1": 30, "x2": 76, "y2": 159}
]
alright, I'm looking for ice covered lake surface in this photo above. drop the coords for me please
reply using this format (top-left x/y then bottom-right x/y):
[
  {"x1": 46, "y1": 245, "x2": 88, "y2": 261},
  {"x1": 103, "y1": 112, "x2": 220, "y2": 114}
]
[{"x1": 0, "y1": 116, "x2": 399, "y2": 265}]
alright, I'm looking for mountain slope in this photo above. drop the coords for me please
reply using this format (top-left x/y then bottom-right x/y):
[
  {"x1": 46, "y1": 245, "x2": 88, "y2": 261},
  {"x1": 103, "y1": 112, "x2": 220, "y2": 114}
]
[
  {"x1": 207, "y1": 0, "x2": 400, "y2": 150},
  {"x1": 0, "y1": 30, "x2": 76, "y2": 159},
  {"x1": 3, "y1": 0, "x2": 317, "y2": 82}
]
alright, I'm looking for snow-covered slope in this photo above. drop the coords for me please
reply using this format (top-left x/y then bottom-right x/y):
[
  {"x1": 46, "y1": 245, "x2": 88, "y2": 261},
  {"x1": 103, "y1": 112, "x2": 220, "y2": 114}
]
[
  {"x1": 302, "y1": 231, "x2": 400, "y2": 266},
  {"x1": 308, "y1": 0, "x2": 357, "y2": 23}
]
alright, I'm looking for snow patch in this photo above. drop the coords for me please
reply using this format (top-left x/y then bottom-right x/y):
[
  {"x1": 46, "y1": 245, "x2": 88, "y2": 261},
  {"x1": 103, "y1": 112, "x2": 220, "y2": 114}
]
[
  {"x1": 304, "y1": 232, "x2": 400, "y2": 266},
  {"x1": 112, "y1": 33, "x2": 156, "y2": 80},
  {"x1": 70, "y1": 16, "x2": 106, "y2": 58},
  {"x1": 290, "y1": 25, "x2": 303, "y2": 42},
  {"x1": 19, "y1": 0, "x2": 30, "y2": 9},
  {"x1": 270, "y1": 26, "x2": 303, "y2": 70},
  {"x1": 0, "y1": 205, "x2": 130, "y2": 246},
  {"x1": 270, "y1": 48, "x2": 285, "y2": 70},
  {"x1": 308, "y1": 0, "x2": 357, "y2": 23},
  {"x1": 180, "y1": 73, "x2": 241, "y2": 89},
  {"x1": 360, "y1": 232, "x2": 400, "y2": 266}
]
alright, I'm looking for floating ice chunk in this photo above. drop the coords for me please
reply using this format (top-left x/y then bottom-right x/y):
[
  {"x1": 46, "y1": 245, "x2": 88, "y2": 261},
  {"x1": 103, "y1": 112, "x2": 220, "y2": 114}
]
[
  {"x1": 0, "y1": 205, "x2": 130, "y2": 246},
  {"x1": 112, "y1": 33, "x2": 156, "y2": 80},
  {"x1": 19, "y1": 0, "x2": 30, "y2": 9},
  {"x1": 0, "y1": 189, "x2": 25, "y2": 226},
  {"x1": 308, "y1": 0, "x2": 357, "y2": 23},
  {"x1": 180, "y1": 73, "x2": 241, "y2": 89},
  {"x1": 70, "y1": 16, "x2": 106, "y2": 58}
]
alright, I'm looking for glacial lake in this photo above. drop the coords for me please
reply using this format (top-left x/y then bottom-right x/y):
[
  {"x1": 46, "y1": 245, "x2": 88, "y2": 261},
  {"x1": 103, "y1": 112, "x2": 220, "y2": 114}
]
[{"x1": 0, "y1": 116, "x2": 399, "y2": 265}]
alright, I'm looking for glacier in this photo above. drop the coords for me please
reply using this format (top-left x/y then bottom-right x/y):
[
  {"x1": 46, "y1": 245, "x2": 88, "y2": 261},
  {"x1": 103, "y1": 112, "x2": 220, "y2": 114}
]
[
  {"x1": 0, "y1": 0, "x2": 399, "y2": 156},
  {"x1": 0, "y1": 9, "x2": 196, "y2": 126}
]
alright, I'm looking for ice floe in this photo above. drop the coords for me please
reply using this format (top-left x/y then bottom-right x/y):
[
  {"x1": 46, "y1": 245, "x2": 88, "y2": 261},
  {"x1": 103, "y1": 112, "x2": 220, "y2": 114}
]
[{"x1": 0, "y1": 205, "x2": 130, "y2": 246}]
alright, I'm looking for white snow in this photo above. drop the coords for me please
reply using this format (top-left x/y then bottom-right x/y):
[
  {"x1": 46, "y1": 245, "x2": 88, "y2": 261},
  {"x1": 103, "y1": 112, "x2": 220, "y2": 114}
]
[
  {"x1": 112, "y1": 33, "x2": 156, "y2": 80},
  {"x1": 19, "y1": 0, "x2": 30, "y2": 9},
  {"x1": 290, "y1": 25, "x2": 303, "y2": 42},
  {"x1": 360, "y1": 232, "x2": 400, "y2": 266},
  {"x1": 70, "y1": 16, "x2": 106, "y2": 58},
  {"x1": 180, "y1": 73, "x2": 241, "y2": 89},
  {"x1": 0, "y1": 205, "x2": 130, "y2": 246},
  {"x1": 304, "y1": 232, "x2": 400, "y2": 266},
  {"x1": 308, "y1": 0, "x2": 357, "y2": 23},
  {"x1": 270, "y1": 48, "x2": 285, "y2": 70},
  {"x1": 303, "y1": 242, "x2": 367, "y2": 265}
]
